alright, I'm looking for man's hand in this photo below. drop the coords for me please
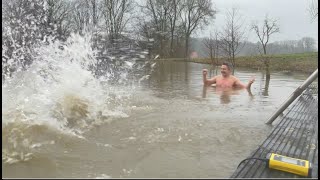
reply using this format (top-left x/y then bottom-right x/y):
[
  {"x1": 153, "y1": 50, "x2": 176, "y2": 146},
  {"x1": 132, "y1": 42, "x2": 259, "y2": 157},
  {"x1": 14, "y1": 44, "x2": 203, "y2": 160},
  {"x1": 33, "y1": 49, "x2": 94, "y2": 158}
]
[
  {"x1": 248, "y1": 76, "x2": 255, "y2": 85},
  {"x1": 246, "y1": 76, "x2": 255, "y2": 89},
  {"x1": 247, "y1": 77, "x2": 255, "y2": 89},
  {"x1": 202, "y1": 69, "x2": 208, "y2": 76},
  {"x1": 202, "y1": 69, "x2": 208, "y2": 86},
  {"x1": 202, "y1": 69, "x2": 216, "y2": 86}
]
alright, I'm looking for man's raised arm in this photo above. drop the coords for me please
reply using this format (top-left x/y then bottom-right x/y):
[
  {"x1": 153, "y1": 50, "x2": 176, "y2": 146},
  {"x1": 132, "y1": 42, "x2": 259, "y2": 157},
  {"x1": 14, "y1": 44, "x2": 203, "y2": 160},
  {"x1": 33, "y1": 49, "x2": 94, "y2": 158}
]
[
  {"x1": 246, "y1": 77, "x2": 255, "y2": 89},
  {"x1": 202, "y1": 69, "x2": 216, "y2": 86},
  {"x1": 234, "y1": 76, "x2": 255, "y2": 89}
]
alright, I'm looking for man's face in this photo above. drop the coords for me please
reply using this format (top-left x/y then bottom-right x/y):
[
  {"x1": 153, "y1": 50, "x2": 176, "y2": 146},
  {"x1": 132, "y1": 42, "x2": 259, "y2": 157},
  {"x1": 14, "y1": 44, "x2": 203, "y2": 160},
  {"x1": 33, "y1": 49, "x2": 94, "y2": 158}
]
[{"x1": 221, "y1": 65, "x2": 231, "y2": 77}]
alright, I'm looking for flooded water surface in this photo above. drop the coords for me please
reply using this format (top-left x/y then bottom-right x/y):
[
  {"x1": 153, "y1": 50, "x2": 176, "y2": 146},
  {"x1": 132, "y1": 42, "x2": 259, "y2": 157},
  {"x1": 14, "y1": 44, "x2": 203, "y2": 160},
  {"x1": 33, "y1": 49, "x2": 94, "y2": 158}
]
[{"x1": 2, "y1": 37, "x2": 311, "y2": 178}]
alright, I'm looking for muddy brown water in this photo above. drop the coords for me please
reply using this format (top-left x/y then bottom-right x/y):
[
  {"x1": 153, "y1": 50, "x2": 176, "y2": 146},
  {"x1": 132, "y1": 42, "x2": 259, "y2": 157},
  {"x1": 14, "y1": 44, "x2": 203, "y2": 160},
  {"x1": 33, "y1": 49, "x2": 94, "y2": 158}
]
[{"x1": 2, "y1": 61, "x2": 311, "y2": 178}]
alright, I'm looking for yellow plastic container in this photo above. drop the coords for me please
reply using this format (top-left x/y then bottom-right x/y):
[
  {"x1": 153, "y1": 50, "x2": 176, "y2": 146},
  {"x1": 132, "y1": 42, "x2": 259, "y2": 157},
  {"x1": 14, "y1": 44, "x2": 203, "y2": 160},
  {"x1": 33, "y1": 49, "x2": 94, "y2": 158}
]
[{"x1": 266, "y1": 153, "x2": 312, "y2": 177}]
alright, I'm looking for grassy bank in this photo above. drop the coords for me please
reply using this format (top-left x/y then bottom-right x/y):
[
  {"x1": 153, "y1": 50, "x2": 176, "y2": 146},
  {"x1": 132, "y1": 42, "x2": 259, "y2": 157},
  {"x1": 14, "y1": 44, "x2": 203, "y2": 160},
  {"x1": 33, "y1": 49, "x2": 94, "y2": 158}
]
[{"x1": 190, "y1": 52, "x2": 318, "y2": 74}]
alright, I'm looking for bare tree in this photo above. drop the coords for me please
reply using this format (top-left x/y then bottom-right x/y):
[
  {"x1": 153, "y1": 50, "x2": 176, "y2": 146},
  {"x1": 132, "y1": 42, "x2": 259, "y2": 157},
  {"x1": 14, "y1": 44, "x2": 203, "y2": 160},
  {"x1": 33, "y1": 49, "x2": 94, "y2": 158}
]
[
  {"x1": 203, "y1": 35, "x2": 214, "y2": 64},
  {"x1": 168, "y1": 0, "x2": 182, "y2": 57},
  {"x1": 252, "y1": 15, "x2": 279, "y2": 55},
  {"x1": 45, "y1": 0, "x2": 73, "y2": 40},
  {"x1": 90, "y1": 0, "x2": 98, "y2": 26},
  {"x1": 101, "y1": 0, "x2": 134, "y2": 44},
  {"x1": 252, "y1": 15, "x2": 279, "y2": 92},
  {"x1": 70, "y1": 0, "x2": 91, "y2": 33},
  {"x1": 139, "y1": 0, "x2": 173, "y2": 57},
  {"x1": 219, "y1": 7, "x2": 246, "y2": 70},
  {"x1": 252, "y1": 14, "x2": 279, "y2": 77},
  {"x1": 308, "y1": 0, "x2": 318, "y2": 21},
  {"x1": 69, "y1": 0, "x2": 104, "y2": 34},
  {"x1": 179, "y1": 0, "x2": 216, "y2": 58},
  {"x1": 203, "y1": 31, "x2": 219, "y2": 65},
  {"x1": 301, "y1": 37, "x2": 316, "y2": 52}
]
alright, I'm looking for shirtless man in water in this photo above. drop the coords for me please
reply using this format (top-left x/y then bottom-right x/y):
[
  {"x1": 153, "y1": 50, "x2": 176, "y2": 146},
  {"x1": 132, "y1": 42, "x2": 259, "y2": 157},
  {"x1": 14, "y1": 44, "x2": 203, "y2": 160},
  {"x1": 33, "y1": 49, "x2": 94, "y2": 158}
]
[{"x1": 202, "y1": 62, "x2": 255, "y2": 89}]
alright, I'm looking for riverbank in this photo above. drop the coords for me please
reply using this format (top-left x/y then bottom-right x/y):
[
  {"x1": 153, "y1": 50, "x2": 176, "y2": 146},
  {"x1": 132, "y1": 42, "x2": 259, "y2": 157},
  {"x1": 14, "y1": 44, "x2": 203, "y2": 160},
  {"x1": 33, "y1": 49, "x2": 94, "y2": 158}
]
[
  {"x1": 154, "y1": 52, "x2": 318, "y2": 74},
  {"x1": 190, "y1": 52, "x2": 318, "y2": 74}
]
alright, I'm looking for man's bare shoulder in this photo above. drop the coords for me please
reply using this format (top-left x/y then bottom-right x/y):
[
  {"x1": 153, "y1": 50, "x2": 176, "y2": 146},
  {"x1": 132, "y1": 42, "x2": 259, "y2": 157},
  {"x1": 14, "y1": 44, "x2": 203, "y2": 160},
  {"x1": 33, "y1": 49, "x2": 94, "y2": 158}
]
[
  {"x1": 215, "y1": 75, "x2": 223, "y2": 79},
  {"x1": 230, "y1": 75, "x2": 240, "y2": 81}
]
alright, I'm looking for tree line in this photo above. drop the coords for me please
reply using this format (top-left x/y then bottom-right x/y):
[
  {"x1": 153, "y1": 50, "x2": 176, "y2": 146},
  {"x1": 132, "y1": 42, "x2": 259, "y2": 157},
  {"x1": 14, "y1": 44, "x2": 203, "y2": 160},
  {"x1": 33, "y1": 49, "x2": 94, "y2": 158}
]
[
  {"x1": 2, "y1": 0, "x2": 317, "y2": 80},
  {"x1": 2, "y1": 0, "x2": 216, "y2": 58},
  {"x1": 2, "y1": 0, "x2": 217, "y2": 78},
  {"x1": 199, "y1": 36, "x2": 317, "y2": 58}
]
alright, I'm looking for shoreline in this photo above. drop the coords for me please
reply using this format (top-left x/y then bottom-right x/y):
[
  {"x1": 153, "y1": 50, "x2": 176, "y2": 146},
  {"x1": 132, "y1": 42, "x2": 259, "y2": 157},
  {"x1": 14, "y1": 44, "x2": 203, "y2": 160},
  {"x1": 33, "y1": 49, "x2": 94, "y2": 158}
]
[{"x1": 154, "y1": 52, "x2": 318, "y2": 74}]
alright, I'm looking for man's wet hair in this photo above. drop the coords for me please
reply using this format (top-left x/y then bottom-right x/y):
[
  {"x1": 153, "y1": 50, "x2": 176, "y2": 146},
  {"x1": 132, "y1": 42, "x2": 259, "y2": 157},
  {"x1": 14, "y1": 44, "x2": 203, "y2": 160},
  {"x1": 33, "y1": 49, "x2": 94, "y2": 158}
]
[{"x1": 222, "y1": 62, "x2": 233, "y2": 70}]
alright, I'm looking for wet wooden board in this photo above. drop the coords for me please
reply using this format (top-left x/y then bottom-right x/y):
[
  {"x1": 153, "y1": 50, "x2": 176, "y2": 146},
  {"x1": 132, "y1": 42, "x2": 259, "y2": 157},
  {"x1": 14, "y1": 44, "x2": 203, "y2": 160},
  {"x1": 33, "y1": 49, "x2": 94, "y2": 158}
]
[{"x1": 231, "y1": 87, "x2": 318, "y2": 178}]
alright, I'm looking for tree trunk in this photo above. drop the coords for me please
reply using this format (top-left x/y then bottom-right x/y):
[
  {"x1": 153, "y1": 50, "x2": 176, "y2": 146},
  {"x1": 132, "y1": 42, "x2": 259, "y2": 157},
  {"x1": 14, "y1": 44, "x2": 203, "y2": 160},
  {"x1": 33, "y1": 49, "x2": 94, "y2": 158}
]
[
  {"x1": 264, "y1": 57, "x2": 271, "y2": 77},
  {"x1": 263, "y1": 72, "x2": 270, "y2": 96},
  {"x1": 170, "y1": 32, "x2": 174, "y2": 57},
  {"x1": 263, "y1": 44, "x2": 267, "y2": 55},
  {"x1": 92, "y1": 0, "x2": 96, "y2": 26},
  {"x1": 263, "y1": 45, "x2": 271, "y2": 84},
  {"x1": 185, "y1": 37, "x2": 189, "y2": 58},
  {"x1": 210, "y1": 49, "x2": 214, "y2": 65},
  {"x1": 232, "y1": 51, "x2": 235, "y2": 75},
  {"x1": 263, "y1": 56, "x2": 271, "y2": 96}
]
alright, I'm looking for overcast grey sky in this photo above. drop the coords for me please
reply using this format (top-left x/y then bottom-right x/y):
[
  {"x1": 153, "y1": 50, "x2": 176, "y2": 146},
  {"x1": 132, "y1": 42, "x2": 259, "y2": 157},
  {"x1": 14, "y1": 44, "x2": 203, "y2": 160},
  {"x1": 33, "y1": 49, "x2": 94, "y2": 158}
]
[{"x1": 197, "y1": 0, "x2": 318, "y2": 45}]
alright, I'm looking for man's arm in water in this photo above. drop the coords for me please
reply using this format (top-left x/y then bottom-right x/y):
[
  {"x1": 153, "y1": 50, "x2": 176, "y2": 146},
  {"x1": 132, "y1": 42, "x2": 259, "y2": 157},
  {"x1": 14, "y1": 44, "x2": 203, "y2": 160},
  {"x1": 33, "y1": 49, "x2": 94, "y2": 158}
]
[
  {"x1": 234, "y1": 77, "x2": 255, "y2": 89},
  {"x1": 202, "y1": 69, "x2": 216, "y2": 86}
]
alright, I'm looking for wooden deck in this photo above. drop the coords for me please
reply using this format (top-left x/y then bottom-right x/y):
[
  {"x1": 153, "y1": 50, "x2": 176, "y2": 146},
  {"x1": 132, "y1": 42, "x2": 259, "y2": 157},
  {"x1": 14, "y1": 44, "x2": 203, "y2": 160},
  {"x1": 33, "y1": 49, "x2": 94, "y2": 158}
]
[{"x1": 231, "y1": 83, "x2": 318, "y2": 178}]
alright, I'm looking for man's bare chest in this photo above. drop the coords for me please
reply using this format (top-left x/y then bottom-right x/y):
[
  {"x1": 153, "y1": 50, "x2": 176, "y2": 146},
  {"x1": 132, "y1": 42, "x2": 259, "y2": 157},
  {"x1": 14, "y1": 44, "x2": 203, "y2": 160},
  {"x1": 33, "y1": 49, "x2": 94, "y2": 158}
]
[{"x1": 216, "y1": 78, "x2": 235, "y2": 88}]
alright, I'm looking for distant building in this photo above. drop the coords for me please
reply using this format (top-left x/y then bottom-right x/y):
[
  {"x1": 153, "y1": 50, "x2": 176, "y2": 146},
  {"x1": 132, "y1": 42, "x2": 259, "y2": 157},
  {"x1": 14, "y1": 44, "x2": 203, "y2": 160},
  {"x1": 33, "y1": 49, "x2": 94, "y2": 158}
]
[{"x1": 190, "y1": 51, "x2": 198, "y2": 59}]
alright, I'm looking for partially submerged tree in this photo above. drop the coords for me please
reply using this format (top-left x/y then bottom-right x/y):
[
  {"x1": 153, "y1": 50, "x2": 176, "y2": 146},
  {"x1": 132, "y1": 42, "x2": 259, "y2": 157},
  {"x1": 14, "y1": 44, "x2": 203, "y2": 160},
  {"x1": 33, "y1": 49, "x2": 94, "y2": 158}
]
[
  {"x1": 252, "y1": 15, "x2": 279, "y2": 95},
  {"x1": 252, "y1": 15, "x2": 279, "y2": 56}
]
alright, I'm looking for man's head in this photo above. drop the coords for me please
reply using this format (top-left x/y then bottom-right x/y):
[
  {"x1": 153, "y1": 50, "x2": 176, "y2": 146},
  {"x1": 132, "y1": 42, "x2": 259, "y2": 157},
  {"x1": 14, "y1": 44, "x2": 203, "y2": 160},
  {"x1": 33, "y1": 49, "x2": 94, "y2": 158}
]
[{"x1": 221, "y1": 62, "x2": 232, "y2": 77}]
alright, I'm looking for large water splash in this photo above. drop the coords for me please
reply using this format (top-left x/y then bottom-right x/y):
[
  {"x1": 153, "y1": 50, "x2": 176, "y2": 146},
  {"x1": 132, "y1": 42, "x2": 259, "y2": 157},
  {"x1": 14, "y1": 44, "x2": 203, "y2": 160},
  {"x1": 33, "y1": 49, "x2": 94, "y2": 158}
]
[{"x1": 2, "y1": 32, "x2": 155, "y2": 164}]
